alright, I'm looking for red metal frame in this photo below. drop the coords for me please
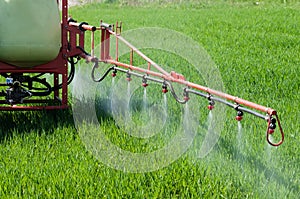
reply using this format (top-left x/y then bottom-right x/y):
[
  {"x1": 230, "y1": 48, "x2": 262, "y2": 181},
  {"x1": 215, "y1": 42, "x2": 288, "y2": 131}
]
[{"x1": 0, "y1": 0, "x2": 87, "y2": 110}]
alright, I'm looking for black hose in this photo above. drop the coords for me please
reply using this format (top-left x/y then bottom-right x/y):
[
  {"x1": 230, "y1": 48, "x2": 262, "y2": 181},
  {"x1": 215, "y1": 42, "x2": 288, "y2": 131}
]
[
  {"x1": 32, "y1": 73, "x2": 46, "y2": 79},
  {"x1": 165, "y1": 81, "x2": 187, "y2": 104},
  {"x1": 51, "y1": 56, "x2": 76, "y2": 91},
  {"x1": 91, "y1": 63, "x2": 115, "y2": 82},
  {"x1": 28, "y1": 77, "x2": 52, "y2": 96},
  {"x1": 76, "y1": 46, "x2": 90, "y2": 56},
  {"x1": 0, "y1": 58, "x2": 76, "y2": 96}
]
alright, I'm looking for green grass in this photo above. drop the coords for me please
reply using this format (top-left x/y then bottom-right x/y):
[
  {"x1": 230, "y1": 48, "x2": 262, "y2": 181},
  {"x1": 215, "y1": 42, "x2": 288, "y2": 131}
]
[{"x1": 1, "y1": 2, "x2": 300, "y2": 198}]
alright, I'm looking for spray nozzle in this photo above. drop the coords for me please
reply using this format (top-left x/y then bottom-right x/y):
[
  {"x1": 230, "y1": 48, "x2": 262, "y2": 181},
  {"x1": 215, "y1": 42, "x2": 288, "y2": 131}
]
[
  {"x1": 126, "y1": 72, "x2": 132, "y2": 82},
  {"x1": 183, "y1": 88, "x2": 189, "y2": 102},
  {"x1": 207, "y1": 100, "x2": 215, "y2": 110},
  {"x1": 162, "y1": 82, "x2": 168, "y2": 93},
  {"x1": 112, "y1": 69, "x2": 117, "y2": 77},
  {"x1": 235, "y1": 110, "x2": 244, "y2": 121},
  {"x1": 268, "y1": 117, "x2": 276, "y2": 134},
  {"x1": 142, "y1": 77, "x2": 148, "y2": 87}
]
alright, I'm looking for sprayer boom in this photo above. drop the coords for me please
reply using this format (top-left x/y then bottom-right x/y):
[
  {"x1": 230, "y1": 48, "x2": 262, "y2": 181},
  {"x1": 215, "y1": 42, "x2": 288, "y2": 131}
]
[{"x1": 68, "y1": 20, "x2": 284, "y2": 147}]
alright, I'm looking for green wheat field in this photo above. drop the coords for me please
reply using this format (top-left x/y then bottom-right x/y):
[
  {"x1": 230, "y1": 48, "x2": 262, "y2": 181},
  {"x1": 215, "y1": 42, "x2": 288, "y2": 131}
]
[{"x1": 0, "y1": 1, "x2": 299, "y2": 198}]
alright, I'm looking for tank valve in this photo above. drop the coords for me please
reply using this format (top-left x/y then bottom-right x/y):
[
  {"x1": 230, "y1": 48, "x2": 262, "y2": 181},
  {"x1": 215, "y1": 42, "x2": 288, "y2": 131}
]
[{"x1": 6, "y1": 81, "x2": 32, "y2": 104}]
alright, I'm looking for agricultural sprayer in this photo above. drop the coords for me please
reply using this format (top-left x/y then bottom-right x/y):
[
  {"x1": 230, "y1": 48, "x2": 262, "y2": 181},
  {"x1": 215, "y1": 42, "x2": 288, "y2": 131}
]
[{"x1": 0, "y1": 0, "x2": 284, "y2": 146}]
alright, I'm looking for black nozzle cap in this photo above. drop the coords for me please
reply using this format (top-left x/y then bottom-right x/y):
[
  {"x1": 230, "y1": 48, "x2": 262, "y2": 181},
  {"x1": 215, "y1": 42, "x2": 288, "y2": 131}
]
[{"x1": 237, "y1": 110, "x2": 243, "y2": 116}]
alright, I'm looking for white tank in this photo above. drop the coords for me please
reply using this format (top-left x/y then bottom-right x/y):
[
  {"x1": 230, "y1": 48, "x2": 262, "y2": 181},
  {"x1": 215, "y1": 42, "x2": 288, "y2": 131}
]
[{"x1": 0, "y1": 0, "x2": 61, "y2": 67}]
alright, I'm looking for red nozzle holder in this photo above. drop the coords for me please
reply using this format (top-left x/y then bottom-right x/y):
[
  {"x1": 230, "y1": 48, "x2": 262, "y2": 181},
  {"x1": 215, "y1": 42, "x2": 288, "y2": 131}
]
[
  {"x1": 235, "y1": 116, "x2": 243, "y2": 121},
  {"x1": 183, "y1": 89, "x2": 189, "y2": 101},
  {"x1": 208, "y1": 105, "x2": 214, "y2": 110},
  {"x1": 235, "y1": 110, "x2": 243, "y2": 121},
  {"x1": 268, "y1": 123, "x2": 276, "y2": 134},
  {"x1": 208, "y1": 99, "x2": 215, "y2": 110},
  {"x1": 162, "y1": 83, "x2": 168, "y2": 93},
  {"x1": 112, "y1": 72, "x2": 116, "y2": 77},
  {"x1": 266, "y1": 114, "x2": 284, "y2": 147},
  {"x1": 142, "y1": 83, "x2": 148, "y2": 87},
  {"x1": 268, "y1": 128, "x2": 275, "y2": 134},
  {"x1": 126, "y1": 72, "x2": 131, "y2": 81}
]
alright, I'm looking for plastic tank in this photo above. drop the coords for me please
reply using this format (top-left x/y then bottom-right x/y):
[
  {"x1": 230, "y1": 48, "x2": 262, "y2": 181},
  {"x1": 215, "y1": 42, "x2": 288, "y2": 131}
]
[{"x1": 0, "y1": 0, "x2": 61, "y2": 67}]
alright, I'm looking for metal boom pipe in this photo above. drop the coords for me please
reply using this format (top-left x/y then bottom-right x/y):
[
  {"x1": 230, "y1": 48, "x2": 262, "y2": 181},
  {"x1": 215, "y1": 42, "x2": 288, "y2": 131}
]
[{"x1": 104, "y1": 31, "x2": 277, "y2": 116}]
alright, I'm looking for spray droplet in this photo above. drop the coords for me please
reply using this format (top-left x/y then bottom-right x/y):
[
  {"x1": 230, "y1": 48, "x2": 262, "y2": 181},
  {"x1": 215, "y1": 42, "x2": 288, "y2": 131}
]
[
  {"x1": 126, "y1": 81, "x2": 131, "y2": 110},
  {"x1": 163, "y1": 94, "x2": 167, "y2": 110},
  {"x1": 237, "y1": 121, "x2": 243, "y2": 142},
  {"x1": 198, "y1": 111, "x2": 217, "y2": 158},
  {"x1": 111, "y1": 77, "x2": 115, "y2": 86},
  {"x1": 236, "y1": 121, "x2": 244, "y2": 161},
  {"x1": 109, "y1": 78, "x2": 116, "y2": 113},
  {"x1": 183, "y1": 103, "x2": 189, "y2": 129},
  {"x1": 143, "y1": 88, "x2": 147, "y2": 110}
]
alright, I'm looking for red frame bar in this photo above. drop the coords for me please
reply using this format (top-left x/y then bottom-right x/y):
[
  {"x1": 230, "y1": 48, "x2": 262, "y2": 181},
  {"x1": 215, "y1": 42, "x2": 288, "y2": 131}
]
[
  {"x1": 100, "y1": 27, "x2": 106, "y2": 60},
  {"x1": 103, "y1": 31, "x2": 276, "y2": 116}
]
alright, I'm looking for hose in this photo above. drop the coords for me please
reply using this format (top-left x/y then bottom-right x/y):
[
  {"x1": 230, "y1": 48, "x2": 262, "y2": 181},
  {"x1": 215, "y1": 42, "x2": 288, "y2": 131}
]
[
  {"x1": 165, "y1": 81, "x2": 187, "y2": 104},
  {"x1": 27, "y1": 77, "x2": 52, "y2": 96},
  {"x1": 91, "y1": 62, "x2": 115, "y2": 82},
  {"x1": 51, "y1": 56, "x2": 76, "y2": 91}
]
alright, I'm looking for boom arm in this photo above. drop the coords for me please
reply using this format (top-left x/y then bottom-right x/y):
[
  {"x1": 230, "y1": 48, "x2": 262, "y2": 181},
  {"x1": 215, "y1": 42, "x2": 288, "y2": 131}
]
[{"x1": 69, "y1": 19, "x2": 284, "y2": 147}]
